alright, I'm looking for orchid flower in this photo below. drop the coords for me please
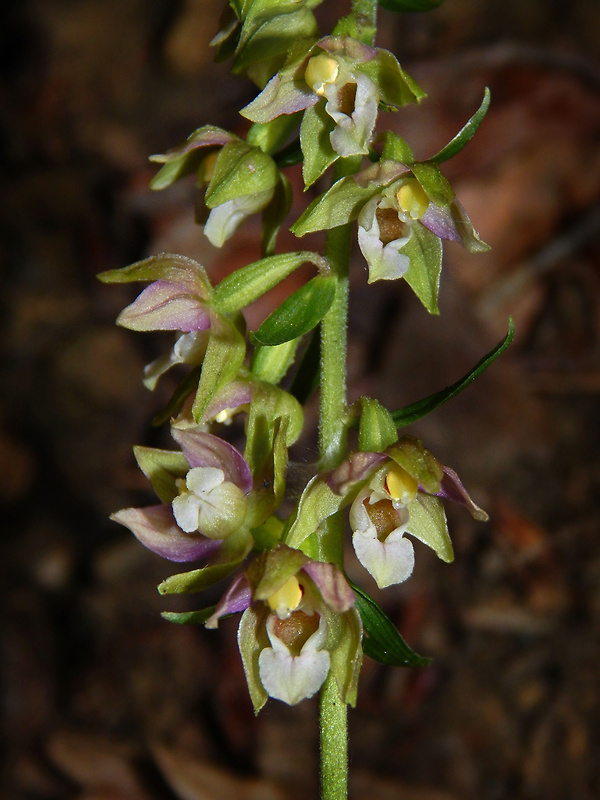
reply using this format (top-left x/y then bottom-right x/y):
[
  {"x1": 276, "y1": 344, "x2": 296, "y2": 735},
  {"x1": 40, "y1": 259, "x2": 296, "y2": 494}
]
[
  {"x1": 111, "y1": 428, "x2": 253, "y2": 561},
  {"x1": 328, "y1": 438, "x2": 488, "y2": 590},
  {"x1": 354, "y1": 161, "x2": 489, "y2": 284},
  {"x1": 208, "y1": 545, "x2": 361, "y2": 709},
  {"x1": 241, "y1": 35, "x2": 422, "y2": 163}
]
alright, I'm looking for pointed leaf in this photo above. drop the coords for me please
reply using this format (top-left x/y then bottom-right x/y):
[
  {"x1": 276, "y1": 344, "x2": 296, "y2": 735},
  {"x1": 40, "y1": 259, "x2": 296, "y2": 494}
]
[
  {"x1": 380, "y1": 131, "x2": 414, "y2": 164},
  {"x1": 391, "y1": 318, "x2": 515, "y2": 428},
  {"x1": 351, "y1": 582, "x2": 431, "y2": 667},
  {"x1": 205, "y1": 141, "x2": 279, "y2": 208},
  {"x1": 251, "y1": 339, "x2": 300, "y2": 384},
  {"x1": 97, "y1": 253, "x2": 212, "y2": 298},
  {"x1": 430, "y1": 87, "x2": 491, "y2": 164},
  {"x1": 251, "y1": 276, "x2": 336, "y2": 346},
  {"x1": 161, "y1": 607, "x2": 216, "y2": 625}
]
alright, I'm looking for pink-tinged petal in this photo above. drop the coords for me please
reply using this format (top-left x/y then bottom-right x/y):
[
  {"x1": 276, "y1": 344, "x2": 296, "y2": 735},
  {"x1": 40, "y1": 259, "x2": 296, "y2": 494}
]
[
  {"x1": 202, "y1": 379, "x2": 252, "y2": 423},
  {"x1": 317, "y1": 35, "x2": 377, "y2": 63},
  {"x1": 301, "y1": 562, "x2": 355, "y2": 613},
  {"x1": 438, "y1": 466, "x2": 489, "y2": 521},
  {"x1": 116, "y1": 281, "x2": 212, "y2": 332},
  {"x1": 205, "y1": 574, "x2": 252, "y2": 629},
  {"x1": 420, "y1": 203, "x2": 461, "y2": 242},
  {"x1": 111, "y1": 505, "x2": 221, "y2": 562},
  {"x1": 150, "y1": 127, "x2": 234, "y2": 164},
  {"x1": 241, "y1": 73, "x2": 318, "y2": 124},
  {"x1": 171, "y1": 429, "x2": 253, "y2": 493},
  {"x1": 354, "y1": 160, "x2": 410, "y2": 189},
  {"x1": 327, "y1": 451, "x2": 387, "y2": 496},
  {"x1": 421, "y1": 199, "x2": 489, "y2": 253}
]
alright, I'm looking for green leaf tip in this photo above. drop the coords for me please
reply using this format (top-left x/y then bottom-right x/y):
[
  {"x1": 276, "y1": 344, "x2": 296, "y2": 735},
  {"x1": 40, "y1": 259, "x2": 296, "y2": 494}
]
[{"x1": 430, "y1": 87, "x2": 491, "y2": 165}]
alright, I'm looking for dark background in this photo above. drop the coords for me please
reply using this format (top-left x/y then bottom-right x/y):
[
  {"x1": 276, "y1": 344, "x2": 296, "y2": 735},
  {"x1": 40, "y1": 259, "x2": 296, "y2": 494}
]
[{"x1": 2, "y1": 1, "x2": 600, "y2": 798}]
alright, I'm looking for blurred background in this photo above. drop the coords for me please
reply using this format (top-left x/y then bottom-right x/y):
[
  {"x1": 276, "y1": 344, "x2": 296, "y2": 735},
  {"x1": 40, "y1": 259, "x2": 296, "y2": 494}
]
[{"x1": 2, "y1": 1, "x2": 600, "y2": 798}]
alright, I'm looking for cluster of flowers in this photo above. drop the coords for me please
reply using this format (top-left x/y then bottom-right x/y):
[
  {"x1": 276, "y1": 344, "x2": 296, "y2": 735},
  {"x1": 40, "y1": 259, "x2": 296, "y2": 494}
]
[{"x1": 102, "y1": 0, "x2": 490, "y2": 710}]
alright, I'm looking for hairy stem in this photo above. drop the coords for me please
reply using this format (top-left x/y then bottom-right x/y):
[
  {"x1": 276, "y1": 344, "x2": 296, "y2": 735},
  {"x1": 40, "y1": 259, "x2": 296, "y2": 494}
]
[{"x1": 319, "y1": 671, "x2": 348, "y2": 800}]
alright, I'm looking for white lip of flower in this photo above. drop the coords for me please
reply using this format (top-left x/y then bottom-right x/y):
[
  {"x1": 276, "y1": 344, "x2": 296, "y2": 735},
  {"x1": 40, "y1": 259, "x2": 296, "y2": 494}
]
[
  {"x1": 258, "y1": 612, "x2": 330, "y2": 705},
  {"x1": 349, "y1": 464, "x2": 419, "y2": 589},
  {"x1": 171, "y1": 466, "x2": 247, "y2": 539},
  {"x1": 143, "y1": 331, "x2": 208, "y2": 390},
  {"x1": 204, "y1": 188, "x2": 274, "y2": 248}
]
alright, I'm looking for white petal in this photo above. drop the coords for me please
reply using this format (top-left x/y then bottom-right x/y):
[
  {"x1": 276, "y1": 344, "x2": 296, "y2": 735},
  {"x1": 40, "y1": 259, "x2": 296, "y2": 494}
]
[
  {"x1": 204, "y1": 190, "x2": 274, "y2": 248},
  {"x1": 326, "y1": 72, "x2": 378, "y2": 157},
  {"x1": 185, "y1": 466, "x2": 225, "y2": 495},
  {"x1": 171, "y1": 493, "x2": 202, "y2": 533},
  {"x1": 353, "y1": 528, "x2": 415, "y2": 589}
]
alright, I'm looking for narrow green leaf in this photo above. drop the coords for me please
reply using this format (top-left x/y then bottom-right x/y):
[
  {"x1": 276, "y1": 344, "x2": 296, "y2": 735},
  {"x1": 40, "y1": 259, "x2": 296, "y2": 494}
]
[
  {"x1": 213, "y1": 251, "x2": 327, "y2": 315},
  {"x1": 430, "y1": 87, "x2": 491, "y2": 165},
  {"x1": 391, "y1": 318, "x2": 515, "y2": 427},
  {"x1": 351, "y1": 582, "x2": 431, "y2": 667},
  {"x1": 379, "y1": 0, "x2": 444, "y2": 12},
  {"x1": 381, "y1": 131, "x2": 414, "y2": 164},
  {"x1": 205, "y1": 141, "x2": 278, "y2": 208},
  {"x1": 251, "y1": 276, "x2": 336, "y2": 346},
  {"x1": 251, "y1": 339, "x2": 300, "y2": 384}
]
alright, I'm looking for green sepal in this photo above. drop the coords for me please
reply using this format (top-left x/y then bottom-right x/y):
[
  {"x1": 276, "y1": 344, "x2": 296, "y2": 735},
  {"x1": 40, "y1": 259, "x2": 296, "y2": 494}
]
[
  {"x1": 291, "y1": 177, "x2": 378, "y2": 236},
  {"x1": 262, "y1": 173, "x2": 293, "y2": 256},
  {"x1": 251, "y1": 275, "x2": 336, "y2": 347},
  {"x1": 391, "y1": 318, "x2": 515, "y2": 428},
  {"x1": 246, "y1": 113, "x2": 302, "y2": 155},
  {"x1": 323, "y1": 606, "x2": 363, "y2": 706},
  {"x1": 380, "y1": 131, "x2": 414, "y2": 164},
  {"x1": 410, "y1": 161, "x2": 455, "y2": 208},
  {"x1": 251, "y1": 339, "x2": 300, "y2": 385},
  {"x1": 300, "y1": 103, "x2": 338, "y2": 189},
  {"x1": 285, "y1": 477, "x2": 345, "y2": 550},
  {"x1": 213, "y1": 251, "x2": 327, "y2": 315},
  {"x1": 238, "y1": 605, "x2": 270, "y2": 713},
  {"x1": 378, "y1": 0, "x2": 445, "y2": 12},
  {"x1": 151, "y1": 366, "x2": 202, "y2": 427},
  {"x1": 402, "y1": 223, "x2": 443, "y2": 314},
  {"x1": 205, "y1": 141, "x2": 279, "y2": 208},
  {"x1": 247, "y1": 544, "x2": 309, "y2": 600},
  {"x1": 430, "y1": 87, "x2": 491, "y2": 164},
  {"x1": 357, "y1": 398, "x2": 398, "y2": 452},
  {"x1": 351, "y1": 582, "x2": 431, "y2": 667},
  {"x1": 97, "y1": 253, "x2": 212, "y2": 298},
  {"x1": 149, "y1": 152, "x2": 204, "y2": 192},
  {"x1": 387, "y1": 436, "x2": 443, "y2": 494},
  {"x1": 407, "y1": 493, "x2": 453, "y2": 562},
  {"x1": 234, "y1": 9, "x2": 318, "y2": 79},
  {"x1": 192, "y1": 312, "x2": 246, "y2": 423},
  {"x1": 359, "y1": 49, "x2": 426, "y2": 108},
  {"x1": 211, "y1": 5, "x2": 240, "y2": 63},
  {"x1": 133, "y1": 446, "x2": 189, "y2": 504},
  {"x1": 161, "y1": 607, "x2": 216, "y2": 625},
  {"x1": 245, "y1": 415, "x2": 292, "y2": 528},
  {"x1": 158, "y1": 530, "x2": 252, "y2": 595}
]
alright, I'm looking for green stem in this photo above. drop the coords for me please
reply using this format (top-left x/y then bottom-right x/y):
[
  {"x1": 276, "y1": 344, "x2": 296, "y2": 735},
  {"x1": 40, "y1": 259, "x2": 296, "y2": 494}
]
[
  {"x1": 318, "y1": 157, "x2": 357, "y2": 800},
  {"x1": 319, "y1": 671, "x2": 348, "y2": 800}
]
